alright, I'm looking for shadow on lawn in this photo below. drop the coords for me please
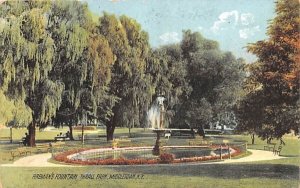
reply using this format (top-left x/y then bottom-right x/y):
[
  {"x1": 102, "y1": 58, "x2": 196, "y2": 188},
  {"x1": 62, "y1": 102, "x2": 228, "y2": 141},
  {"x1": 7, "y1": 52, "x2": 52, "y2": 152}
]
[{"x1": 112, "y1": 163, "x2": 299, "y2": 180}]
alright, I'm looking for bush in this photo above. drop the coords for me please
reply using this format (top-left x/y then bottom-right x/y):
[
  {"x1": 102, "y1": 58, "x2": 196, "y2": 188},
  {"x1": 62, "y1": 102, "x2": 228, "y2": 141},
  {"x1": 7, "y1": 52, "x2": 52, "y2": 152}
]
[{"x1": 159, "y1": 153, "x2": 175, "y2": 163}]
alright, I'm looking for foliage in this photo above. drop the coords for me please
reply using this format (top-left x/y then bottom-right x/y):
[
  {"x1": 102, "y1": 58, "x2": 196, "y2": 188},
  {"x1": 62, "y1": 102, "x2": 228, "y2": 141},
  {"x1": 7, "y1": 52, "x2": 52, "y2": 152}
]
[
  {"x1": 0, "y1": 0, "x2": 64, "y2": 146},
  {"x1": 173, "y1": 30, "x2": 245, "y2": 130},
  {"x1": 0, "y1": 0, "x2": 247, "y2": 143},
  {"x1": 159, "y1": 153, "x2": 175, "y2": 163},
  {"x1": 98, "y1": 13, "x2": 151, "y2": 140},
  {"x1": 237, "y1": 0, "x2": 300, "y2": 139}
]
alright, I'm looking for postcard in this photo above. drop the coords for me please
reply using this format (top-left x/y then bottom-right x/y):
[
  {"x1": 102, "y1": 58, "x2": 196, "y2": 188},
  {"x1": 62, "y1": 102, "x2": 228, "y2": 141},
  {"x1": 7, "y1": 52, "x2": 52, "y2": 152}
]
[{"x1": 0, "y1": 0, "x2": 299, "y2": 188}]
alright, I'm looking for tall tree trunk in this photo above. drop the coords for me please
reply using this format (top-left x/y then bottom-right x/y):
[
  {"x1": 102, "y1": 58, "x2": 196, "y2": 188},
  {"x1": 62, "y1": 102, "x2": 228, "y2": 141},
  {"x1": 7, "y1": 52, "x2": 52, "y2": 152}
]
[
  {"x1": 106, "y1": 124, "x2": 115, "y2": 141},
  {"x1": 251, "y1": 133, "x2": 255, "y2": 145},
  {"x1": 198, "y1": 125, "x2": 206, "y2": 138},
  {"x1": 68, "y1": 124, "x2": 74, "y2": 140},
  {"x1": 128, "y1": 126, "x2": 131, "y2": 137},
  {"x1": 106, "y1": 115, "x2": 116, "y2": 141},
  {"x1": 28, "y1": 122, "x2": 36, "y2": 147}
]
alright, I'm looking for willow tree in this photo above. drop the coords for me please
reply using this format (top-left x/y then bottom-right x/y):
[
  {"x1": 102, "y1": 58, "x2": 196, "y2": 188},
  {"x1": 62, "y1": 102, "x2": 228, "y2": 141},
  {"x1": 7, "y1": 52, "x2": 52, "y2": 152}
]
[
  {"x1": 98, "y1": 13, "x2": 152, "y2": 140},
  {"x1": 0, "y1": 1, "x2": 63, "y2": 146},
  {"x1": 47, "y1": 0, "x2": 94, "y2": 140},
  {"x1": 118, "y1": 16, "x2": 153, "y2": 135},
  {"x1": 46, "y1": 1, "x2": 116, "y2": 140},
  {"x1": 85, "y1": 33, "x2": 115, "y2": 131}
]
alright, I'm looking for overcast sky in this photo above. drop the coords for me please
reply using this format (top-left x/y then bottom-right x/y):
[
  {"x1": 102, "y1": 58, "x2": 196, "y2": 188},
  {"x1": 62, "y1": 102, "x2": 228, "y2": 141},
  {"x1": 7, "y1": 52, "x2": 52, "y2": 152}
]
[{"x1": 85, "y1": 0, "x2": 276, "y2": 63}]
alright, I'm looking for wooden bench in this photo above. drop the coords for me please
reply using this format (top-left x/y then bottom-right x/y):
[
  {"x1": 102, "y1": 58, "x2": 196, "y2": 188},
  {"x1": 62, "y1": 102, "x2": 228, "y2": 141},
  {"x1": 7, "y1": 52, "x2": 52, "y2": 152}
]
[
  {"x1": 164, "y1": 133, "x2": 171, "y2": 139},
  {"x1": 51, "y1": 141, "x2": 65, "y2": 147},
  {"x1": 35, "y1": 143, "x2": 52, "y2": 153},
  {"x1": 112, "y1": 139, "x2": 132, "y2": 147},
  {"x1": 78, "y1": 134, "x2": 88, "y2": 140},
  {"x1": 114, "y1": 139, "x2": 131, "y2": 143},
  {"x1": 54, "y1": 136, "x2": 69, "y2": 141},
  {"x1": 11, "y1": 147, "x2": 31, "y2": 161},
  {"x1": 273, "y1": 145, "x2": 283, "y2": 155},
  {"x1": 119, "y1": 136, "x2": 129, "y2": 139},
  {"x1": 0, "y1": 137, "x2": 11, "y2": 140},
  {"x1": 264, "y1": 143, "x2": 276, "y2": 152},
  {"x1": 36, "y1": 142, "x2": 66, "y2": 153},
  {"x1": 50, "y1": 142, "x2": 66, "y2": 152}
]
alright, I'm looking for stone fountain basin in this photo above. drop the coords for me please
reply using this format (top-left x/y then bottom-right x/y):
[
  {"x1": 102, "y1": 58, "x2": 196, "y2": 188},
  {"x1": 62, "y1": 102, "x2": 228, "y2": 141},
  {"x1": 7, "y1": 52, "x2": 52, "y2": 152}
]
[{"x1": 66, "y1": 146, "x2": 235, "y2": 161}]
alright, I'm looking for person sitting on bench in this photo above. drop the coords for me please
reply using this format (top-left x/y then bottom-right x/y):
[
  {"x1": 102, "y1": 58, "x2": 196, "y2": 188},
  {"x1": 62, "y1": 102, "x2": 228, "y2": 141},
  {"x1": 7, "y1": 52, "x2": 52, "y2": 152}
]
[
  {"x1": 65, "y1": 131, "x2": 70, "y2": 139},
  {"x1": 23, "y1": 133, "x2": 29, "y2": 146}
]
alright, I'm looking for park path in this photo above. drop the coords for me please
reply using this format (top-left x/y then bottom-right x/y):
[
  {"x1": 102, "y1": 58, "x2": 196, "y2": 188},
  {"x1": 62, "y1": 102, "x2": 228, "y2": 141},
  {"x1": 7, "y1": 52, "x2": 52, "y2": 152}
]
[
  {"x1": 1, "y1": 153, "x2": 70, "y2": 167},
  {"x1": 0, "y1": 149, "x2": 286, "y2": 167},
  {"x1": 211, "y1": 149, "x2": 286, "y2": 164}
]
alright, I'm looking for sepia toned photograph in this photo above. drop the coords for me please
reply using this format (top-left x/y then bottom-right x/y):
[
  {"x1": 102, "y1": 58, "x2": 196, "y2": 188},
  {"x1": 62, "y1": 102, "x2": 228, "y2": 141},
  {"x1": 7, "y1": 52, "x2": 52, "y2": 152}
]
[{"x1": 0, "y1": 0, "x2": 299, "y2": 187}]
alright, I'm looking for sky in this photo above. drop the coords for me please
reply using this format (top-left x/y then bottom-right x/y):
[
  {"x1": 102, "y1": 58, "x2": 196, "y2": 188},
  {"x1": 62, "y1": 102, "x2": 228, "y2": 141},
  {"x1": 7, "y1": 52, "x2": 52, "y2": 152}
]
[{"x1": 84, "y1": 0, "x2": 276, "y2": 63}]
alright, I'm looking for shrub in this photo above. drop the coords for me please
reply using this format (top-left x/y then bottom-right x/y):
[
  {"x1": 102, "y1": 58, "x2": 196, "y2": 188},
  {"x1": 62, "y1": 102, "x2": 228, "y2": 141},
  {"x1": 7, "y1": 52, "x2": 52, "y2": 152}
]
[{"x1": 159, "y1": 153, "x2": 175, "y2": 163}]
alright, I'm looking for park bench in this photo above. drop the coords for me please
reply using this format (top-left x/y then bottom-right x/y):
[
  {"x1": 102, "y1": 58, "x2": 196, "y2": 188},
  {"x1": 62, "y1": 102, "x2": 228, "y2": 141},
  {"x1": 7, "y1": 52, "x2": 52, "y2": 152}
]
[
  {"x1": 78, "y1": 134, "x2": 90, "y2": 140},
  {"x1": 36, "y1": 142, "x2": 66, "y2": 153},
  {"x1": 273, "y1": 145, "x2": 283, "y2": 155},
  {"x1": 112, "y1": 139, "x2": 132, "y2": 148},
  {"x1": 164, "y1": 133, "x2": 171, "y2": 139},
  {"x1": 0, "y1": 136, "x2": 11, "y2": 141},
  {"x1": 10, "y1": 147, "x2": 31, "y2": 161},
  {"x1": 114, "y1": 138, "x2": 131, "y2": 143},
  {"x1": 98, "y1": 135, "x2": 106, "y2": 138},
  {"x1": 50, "y1": 142, "x2": 66, "y2": 152},
  {"x1": 119, "y1": 135, "x2": 129, "y2": 139},
  {"x1": 79, "y1": 134, "x2": 103, "y2": 141},
  {"x1": 35, "y1": 143, "x2": 52, "y2": 153},
  {"x1": 263, "y1": 143, "x2": 276, "y2": 152},
  {"x1": 18, "y1": 137, "x2": 27, "y2": 146},
  {"x1": 54, "y1": 136, "x2": 69, "y2": 141}
]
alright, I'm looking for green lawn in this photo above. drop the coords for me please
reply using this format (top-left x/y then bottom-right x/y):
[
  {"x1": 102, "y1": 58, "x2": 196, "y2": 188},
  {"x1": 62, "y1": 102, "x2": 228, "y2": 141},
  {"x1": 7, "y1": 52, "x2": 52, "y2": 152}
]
[
  {"x1": 0, "y1": 128, "x2": 299, "y2": 188},
  {"x1": 231, "y1": 134, "x2": 300, "y2": 157},
  {"x1": 0, "y1": 160, "x2": 299, "y2": 188}
]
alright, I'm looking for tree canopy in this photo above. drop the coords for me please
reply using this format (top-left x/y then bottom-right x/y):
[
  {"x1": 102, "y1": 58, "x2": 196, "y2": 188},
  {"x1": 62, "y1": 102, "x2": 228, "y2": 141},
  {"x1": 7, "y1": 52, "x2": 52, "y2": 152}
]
[
  {"x1": 4, "y1": 0, "x2": 294, "y2": 145},
  {"x1": 236, "y1": 0, "x2": 300, "y2": 140}
]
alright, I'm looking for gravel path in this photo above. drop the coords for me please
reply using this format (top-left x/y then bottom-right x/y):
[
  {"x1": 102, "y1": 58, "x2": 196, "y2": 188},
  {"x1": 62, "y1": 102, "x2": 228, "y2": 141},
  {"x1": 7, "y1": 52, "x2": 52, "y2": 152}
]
[
  {"x1": 1, "y1": 149, "x2": 286, "y2": 167},
  {"x1": 211, "y1": 149, "x2": 286, "y2": 164},
  {"x1": 1, "y1": 153, "x2": 69, "y2": 167}
]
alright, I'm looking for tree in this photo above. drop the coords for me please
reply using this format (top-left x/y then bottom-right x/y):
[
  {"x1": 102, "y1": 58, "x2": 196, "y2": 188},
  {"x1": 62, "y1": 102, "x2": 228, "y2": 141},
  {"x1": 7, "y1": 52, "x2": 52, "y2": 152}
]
[
  {"x1": 0, "y1": 1, "x2": 63, "y2": 146},
  {"x1": 98, "y1": 13, "x2": 151, "y2": 140},
  {"x1": 237, "y1": 0, "x2": 300, "y2": 140},
  {"x1": 185, "y1": 99, "x2": 213, "y2": 137},
  {"x1": 48, "y1": 0, "x2": 104, "y2": 140},
  {"x1": 147, "y1": 44, "x2": 191, "y2": 128},
  {"x1": 176, "y1": 30, "x2": 245, "y2": 132}
]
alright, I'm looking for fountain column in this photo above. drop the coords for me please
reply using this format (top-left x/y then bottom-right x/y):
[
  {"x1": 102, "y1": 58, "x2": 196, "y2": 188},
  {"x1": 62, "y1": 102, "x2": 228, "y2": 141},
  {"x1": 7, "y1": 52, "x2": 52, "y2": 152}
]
[
  {"x1": 152, "y1": 130, "x2": 162, "y2": 155},
  {"x1": 152, "y1": 97, "x2": 165, "y2": 155}
]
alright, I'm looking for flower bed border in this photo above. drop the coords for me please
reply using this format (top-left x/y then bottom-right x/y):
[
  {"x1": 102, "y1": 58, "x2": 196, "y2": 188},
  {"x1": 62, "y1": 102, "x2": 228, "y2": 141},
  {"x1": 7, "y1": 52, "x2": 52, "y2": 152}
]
[{"x1": 53, "y1": 146, "x2": 242, "y2": 165}]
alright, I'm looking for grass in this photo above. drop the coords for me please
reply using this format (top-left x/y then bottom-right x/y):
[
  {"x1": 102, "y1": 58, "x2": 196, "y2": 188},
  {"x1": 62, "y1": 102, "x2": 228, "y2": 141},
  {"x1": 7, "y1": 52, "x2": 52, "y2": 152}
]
[
  {"x1": 0, "y1": 127, "x2": 299, "y2": 188},
  {"x1": 231, "y1": 134, "x2": 300, "y2": 157},
  {"x1": 0, "y1": 161, "x2": 299, "y2": 188}
]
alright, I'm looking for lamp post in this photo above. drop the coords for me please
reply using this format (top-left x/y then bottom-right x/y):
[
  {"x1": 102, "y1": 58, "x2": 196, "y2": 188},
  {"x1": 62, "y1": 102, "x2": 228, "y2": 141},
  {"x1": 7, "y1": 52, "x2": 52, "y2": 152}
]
[
  {"x1": 223, "y1": 139, "x2": 230, "y2": 159},
  {"x1": 81, "y1": 110, "x2": 87, "y2": 145},
  {"x1": 9, "y1": 125, "x2": 12, "y2": 143}
]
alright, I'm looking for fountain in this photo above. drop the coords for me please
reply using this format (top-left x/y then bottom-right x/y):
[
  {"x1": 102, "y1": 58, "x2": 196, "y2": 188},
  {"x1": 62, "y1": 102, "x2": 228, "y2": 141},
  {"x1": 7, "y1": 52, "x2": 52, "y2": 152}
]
[
  {"x1": 147, "y1": 96, "x2": 166, "y2": 155},
  {"x1": 53, "y1": 97, "x2": 246, "y2": 165}
]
